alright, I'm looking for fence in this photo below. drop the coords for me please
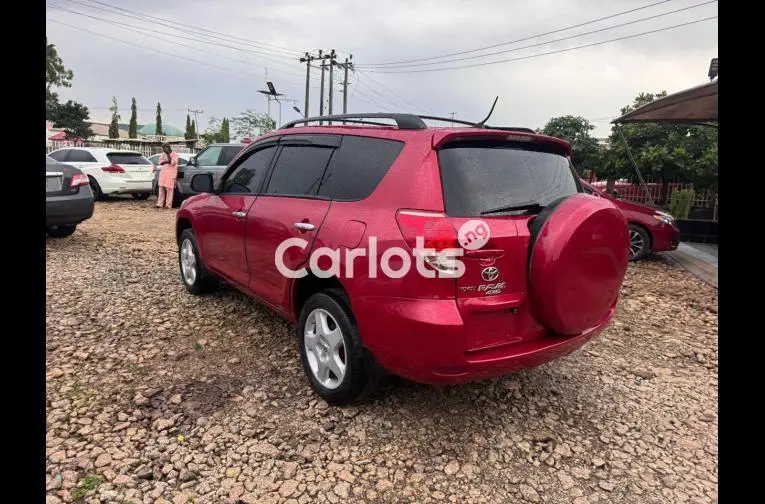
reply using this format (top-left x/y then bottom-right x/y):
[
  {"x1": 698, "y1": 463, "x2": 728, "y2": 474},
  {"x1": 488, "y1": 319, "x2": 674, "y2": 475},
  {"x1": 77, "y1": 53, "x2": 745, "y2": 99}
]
[
  {"x1": 588, "y1": 175, "x2": 718, "y2": 221},
  {"x1": 46, "y1": 140, "x2": 199, "y2": 158}
]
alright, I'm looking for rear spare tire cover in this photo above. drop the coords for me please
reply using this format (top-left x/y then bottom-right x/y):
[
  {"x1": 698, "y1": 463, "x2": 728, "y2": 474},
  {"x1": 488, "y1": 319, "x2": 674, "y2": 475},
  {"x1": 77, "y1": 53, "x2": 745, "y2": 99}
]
[{"x1": 528, "y1": 193, "x2": 629, "y2": 335}]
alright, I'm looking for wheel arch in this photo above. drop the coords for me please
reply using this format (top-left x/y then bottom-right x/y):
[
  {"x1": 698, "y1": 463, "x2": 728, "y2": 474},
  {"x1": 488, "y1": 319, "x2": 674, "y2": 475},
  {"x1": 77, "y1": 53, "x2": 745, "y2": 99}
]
[{"x1": 291, "y1": 273, "x2": 351, "y2": 320}]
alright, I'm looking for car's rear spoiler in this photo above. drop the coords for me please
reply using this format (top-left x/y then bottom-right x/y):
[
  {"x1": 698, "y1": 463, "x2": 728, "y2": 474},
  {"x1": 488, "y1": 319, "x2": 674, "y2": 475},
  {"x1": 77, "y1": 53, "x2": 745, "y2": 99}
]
[{"x1": 431, "y1": 129, "x2": 571, "y2": 155}]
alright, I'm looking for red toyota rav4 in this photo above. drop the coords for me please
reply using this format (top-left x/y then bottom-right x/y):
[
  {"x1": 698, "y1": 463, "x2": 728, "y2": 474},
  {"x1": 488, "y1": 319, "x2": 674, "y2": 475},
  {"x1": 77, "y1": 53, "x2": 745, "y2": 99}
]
[{"x1": 176, "y1": 113, "x2": 629, "y2": 404}]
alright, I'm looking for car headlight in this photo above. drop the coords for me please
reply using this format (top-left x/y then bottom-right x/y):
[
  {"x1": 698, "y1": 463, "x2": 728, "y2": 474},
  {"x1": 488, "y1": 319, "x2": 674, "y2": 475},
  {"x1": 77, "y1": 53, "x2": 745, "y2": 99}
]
[{"x1": 653, "y1": 211, "x2": 675, "y2": 225}]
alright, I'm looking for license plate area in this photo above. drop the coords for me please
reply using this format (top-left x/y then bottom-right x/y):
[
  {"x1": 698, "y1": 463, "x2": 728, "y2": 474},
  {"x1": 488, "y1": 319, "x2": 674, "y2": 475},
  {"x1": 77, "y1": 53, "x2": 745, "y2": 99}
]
[{"x1": 46, "y1": 176, "x2": 63, "y2": 193}]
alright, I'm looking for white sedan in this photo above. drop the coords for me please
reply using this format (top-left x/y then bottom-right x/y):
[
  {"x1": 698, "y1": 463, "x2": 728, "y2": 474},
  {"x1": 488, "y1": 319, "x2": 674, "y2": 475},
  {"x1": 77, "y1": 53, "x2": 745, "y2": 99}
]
[{"x1": 47, "y1": 147, "x2": 155, "y2": 200}]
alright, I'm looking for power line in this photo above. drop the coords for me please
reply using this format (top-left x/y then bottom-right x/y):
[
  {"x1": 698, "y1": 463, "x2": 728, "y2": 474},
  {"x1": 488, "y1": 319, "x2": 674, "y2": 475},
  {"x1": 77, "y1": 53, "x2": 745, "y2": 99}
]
[
  {"x1": 75, "y1": 0, "x2": 303, "y2": 56},
  {"x1": 357, "y1": 0, "x2": 717, "y2": 69},
  {"x1": 47, "y1": 3, "x2": 306, "y2": 78},
  {"x1": 365, "y1": 16, "x2": 717, "y2": 74},
  {"x1": 46, "y1": 17, "x2": 303, "y2": 86},
  {"x1": 360, "y1": 0, "x2": 676, "y2": 67},
  {"x1": 354, "y1": 70, "x2": 427, "y2": 113}
]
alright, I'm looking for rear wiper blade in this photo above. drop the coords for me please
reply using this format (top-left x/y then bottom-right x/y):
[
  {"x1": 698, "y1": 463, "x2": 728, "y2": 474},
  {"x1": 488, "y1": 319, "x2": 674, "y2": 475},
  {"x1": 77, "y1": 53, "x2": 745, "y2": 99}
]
[{"x1": 480, "y1": 201, "x2": 543, "y2": 215}]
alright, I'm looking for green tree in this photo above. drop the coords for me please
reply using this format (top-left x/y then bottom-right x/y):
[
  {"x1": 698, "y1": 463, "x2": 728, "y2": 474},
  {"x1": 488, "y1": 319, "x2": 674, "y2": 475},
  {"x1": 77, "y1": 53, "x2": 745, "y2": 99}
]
[
  {"x1": 184, "y1": 114, "x2": 193, "y2": 140},
  {"x1": 155, "y1": 102, "x2": 163, "y2": 136},
  {"x1": 220, "y1": 117, "x2": 231, "y2": 143},
  {"x1": 191, "y1": 119, "x2": 196, "y2": 138},
  {"x1": 200, "y1": 117, "x2": 224, "y2": 145},
  {"x1": 108, "y1": 96, "x2": 120, "y2": 139},
  {"x1": 231, "y1": 110, "x2": 276, "y2": 140},
  {"x1": 605, "y1": 91, "x2": 718, "y2": 200},
  {"x1": 539, "y1": 115, "x2": 600, "y2": 174},
  {"x1": 46, "y1": 39, "x2": 74, "y2": 119},
  {"x1": 50, "y1": 100, "x2": 94, "y2": 139},
  {"x1": 128, "y1": 98, "x2": 138, "y2": 138}
]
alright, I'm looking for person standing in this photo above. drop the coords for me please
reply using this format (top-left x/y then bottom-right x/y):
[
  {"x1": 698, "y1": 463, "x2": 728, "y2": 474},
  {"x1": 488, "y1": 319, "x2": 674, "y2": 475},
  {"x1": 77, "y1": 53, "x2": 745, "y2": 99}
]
[{"x1": 156, "y1": 143, "x2": 179, "y2": 209}]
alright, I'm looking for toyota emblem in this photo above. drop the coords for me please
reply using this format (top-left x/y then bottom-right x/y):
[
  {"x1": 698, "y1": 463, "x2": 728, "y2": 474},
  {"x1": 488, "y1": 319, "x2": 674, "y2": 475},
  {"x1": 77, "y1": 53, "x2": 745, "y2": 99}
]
[{"x1": 481, "y1": 266, "x2": 499, "y2": 282}]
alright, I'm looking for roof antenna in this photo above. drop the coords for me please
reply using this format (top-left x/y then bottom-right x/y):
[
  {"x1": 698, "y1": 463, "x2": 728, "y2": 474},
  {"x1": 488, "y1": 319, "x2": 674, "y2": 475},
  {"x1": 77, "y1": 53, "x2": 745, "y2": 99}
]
[{"x1": 476, "y1": 96, "x2": 499, "y2": 127}]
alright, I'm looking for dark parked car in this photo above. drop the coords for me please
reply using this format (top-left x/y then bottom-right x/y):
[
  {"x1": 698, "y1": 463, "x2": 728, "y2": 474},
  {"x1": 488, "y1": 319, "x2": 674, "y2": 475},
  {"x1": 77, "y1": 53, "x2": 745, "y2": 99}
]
[
  {"x1": 46, "y1": 156, "x2": 94, "y2": 237},
  {"x1": 581, "y1": 180, "x2": 679, "y2": 260},
  {"x1": 153, "y1": 144, "x2": 245, "y2": 207},
  {"x1": 176, "y1": 113, "x2": 629, "y2": 404}
]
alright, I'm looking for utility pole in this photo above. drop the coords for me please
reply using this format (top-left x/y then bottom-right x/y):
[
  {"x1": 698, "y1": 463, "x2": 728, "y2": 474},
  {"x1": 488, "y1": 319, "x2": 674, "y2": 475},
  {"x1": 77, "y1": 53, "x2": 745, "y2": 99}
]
[
  {"x1": 188, "y1": 108, "x2": 203, "y2": 140},
  {"x1": 298, "y1": 51, "x2": 315, "y2": 118},
  {"x1": 339, "y1": 54, "x2": 354, "y2": 115},
  {"x1": 319, "y1": 59, "x2": 326, "y2": 124},
  {"x1": 264, "y1": 68, "x2": 271, "y2": 120},
  {"x1": 449, "y1": 112, "x2": 456, "y2": 127},
  {"x1": 327, "y1": 50, "x2": 337, "y2": 124}
]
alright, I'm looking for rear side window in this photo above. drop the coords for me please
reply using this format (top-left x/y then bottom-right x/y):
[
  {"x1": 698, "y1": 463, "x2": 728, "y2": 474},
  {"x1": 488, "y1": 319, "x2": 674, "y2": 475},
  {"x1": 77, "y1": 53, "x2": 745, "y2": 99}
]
[
  {"x1": 438, "y1": 141, "x2": 579, "y2": 216},
  {"x1": 219, "y1": 146, "x2": 243, "y2": 166},
  {"x1": 318, "y1": 135, "x2": 403, "y2": 200},
  {"x1": 107, "y1": 153, "x2": 150, "y2": 165},
  {"x1": 67, "y1": 150, "x2": 97, "y2": 163},
  {"x1": 48, "y1": 150, "x2": 69, "y2": 162},
  {"x1": 265, "y1": 146, "x2": 333, "y2": 197},
  {"x1": 221, "y1": 146, "x2": 277, "y2": 194}
]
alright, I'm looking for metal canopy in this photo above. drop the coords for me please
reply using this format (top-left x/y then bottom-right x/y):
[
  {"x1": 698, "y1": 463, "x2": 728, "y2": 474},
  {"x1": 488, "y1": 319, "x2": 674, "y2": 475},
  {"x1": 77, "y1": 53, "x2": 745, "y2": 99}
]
[{"x1": 613, "y1": 79, "x2": 718, "y2": 124}]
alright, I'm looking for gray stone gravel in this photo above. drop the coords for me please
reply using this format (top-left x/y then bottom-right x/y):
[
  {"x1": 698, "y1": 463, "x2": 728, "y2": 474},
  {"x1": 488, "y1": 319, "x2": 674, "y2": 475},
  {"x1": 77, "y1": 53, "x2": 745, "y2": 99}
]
[{"x1": 46, "y1": 198, "x2": 718, "y2": 503}]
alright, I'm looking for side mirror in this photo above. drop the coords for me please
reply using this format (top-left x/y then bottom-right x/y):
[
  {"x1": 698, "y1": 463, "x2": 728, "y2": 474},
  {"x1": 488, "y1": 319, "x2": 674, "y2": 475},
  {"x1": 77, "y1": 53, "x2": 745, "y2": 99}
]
[{"x1": 191, "y1": 173, "x2": 214, "y2": 193}]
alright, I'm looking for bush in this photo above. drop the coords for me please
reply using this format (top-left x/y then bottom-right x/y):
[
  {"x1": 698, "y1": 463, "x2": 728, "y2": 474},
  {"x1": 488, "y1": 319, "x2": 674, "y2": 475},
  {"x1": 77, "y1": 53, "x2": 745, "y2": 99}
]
[{"x1": 669, "y1": 188, "x2": 695, "y2": 219}]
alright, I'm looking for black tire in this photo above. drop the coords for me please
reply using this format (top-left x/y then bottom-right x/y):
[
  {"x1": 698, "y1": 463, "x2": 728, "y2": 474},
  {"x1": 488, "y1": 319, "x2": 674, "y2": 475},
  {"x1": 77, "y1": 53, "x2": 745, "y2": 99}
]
[
  {"x1": 88, "y1": 177, "x2": 103, "y2": 201},
  {"x1": 628, "y1": 224, "x2": 651, "y2": 261},
  {"x1": 298, "y1": 291, "x2": 378, "y2": 405},
  {"x1": 178, "y1": 229, "x2": 217, "y2": 294},
  {"x1": 132, "y1": 193, "x2": 150, "y2": 200},
  {"x1": 47, "y1": 225, "x2": 76, "y2": 238}
]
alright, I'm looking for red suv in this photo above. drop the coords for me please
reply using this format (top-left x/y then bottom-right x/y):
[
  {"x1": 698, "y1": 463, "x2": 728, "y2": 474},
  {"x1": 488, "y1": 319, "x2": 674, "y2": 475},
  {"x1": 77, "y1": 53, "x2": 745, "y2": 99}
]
[{"x1": 176, "y1": 114, "x2": 629, "y2": 404}]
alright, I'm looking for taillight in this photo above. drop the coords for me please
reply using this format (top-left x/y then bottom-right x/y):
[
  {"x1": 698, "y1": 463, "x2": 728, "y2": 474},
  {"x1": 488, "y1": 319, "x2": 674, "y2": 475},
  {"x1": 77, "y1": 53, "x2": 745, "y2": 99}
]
[
  {"x1": 395, "y1": 210, "x2": 462, "y2": 275},
  {"x1": 70, "y1": 173, "x2": 89, "y2": 186},
  {"x1": 101, "y1": 164, "x2": 125, "y2": 173}
]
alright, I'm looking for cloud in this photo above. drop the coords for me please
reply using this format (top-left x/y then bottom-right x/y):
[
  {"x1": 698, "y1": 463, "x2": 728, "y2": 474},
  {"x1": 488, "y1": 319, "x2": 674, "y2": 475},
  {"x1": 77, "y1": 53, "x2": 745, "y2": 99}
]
[{"x1": 47, "y1": 0, "x2": 717, "y2": 137}]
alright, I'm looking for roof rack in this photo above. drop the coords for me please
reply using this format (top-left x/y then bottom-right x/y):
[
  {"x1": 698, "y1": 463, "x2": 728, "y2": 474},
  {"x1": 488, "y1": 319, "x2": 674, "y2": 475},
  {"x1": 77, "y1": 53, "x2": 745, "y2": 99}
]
[
  {"x1": 278, "y1": 112, "x2": 535, "y2": 134},
  {"x1": 280, "y1": 113, "x2": 427, "y2": 130}
]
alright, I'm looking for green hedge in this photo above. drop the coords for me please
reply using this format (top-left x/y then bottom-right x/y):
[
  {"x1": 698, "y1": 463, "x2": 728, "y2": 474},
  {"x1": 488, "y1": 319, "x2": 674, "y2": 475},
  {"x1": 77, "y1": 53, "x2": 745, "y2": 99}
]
[{"x1": 669, "y1": 188, "x2": 695, "y2": 219}]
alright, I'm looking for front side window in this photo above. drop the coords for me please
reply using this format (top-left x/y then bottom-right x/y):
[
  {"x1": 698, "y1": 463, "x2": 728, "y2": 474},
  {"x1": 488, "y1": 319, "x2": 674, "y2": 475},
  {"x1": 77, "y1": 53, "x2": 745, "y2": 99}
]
[
  {"x1": 195, "y1": 146, "x2": 223, "y2": 166},
  {"x1": 221, "y1": 146, "x2": 277, "y2": 194}
]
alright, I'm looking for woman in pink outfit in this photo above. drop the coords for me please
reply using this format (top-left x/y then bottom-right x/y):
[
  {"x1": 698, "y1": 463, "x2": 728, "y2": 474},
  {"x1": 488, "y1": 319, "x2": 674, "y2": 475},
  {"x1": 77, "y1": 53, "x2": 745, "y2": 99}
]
[{"x1": 156, "y1": 143, "x2": 179, "y2": 209}]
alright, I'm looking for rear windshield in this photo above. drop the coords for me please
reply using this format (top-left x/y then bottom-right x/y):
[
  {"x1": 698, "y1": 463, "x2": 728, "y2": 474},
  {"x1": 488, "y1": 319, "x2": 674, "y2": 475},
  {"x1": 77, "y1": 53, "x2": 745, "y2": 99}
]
[
  {"x1": 438, "y1": 141, "x2": 580, "y2": 216},
  {"x1": 107, "y1": 153, "x2": 151, "y2": 165}
]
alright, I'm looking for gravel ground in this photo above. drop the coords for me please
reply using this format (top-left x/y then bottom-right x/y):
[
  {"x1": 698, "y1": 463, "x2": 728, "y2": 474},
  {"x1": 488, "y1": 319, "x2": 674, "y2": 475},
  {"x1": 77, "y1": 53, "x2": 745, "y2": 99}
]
[{"x1": 46, "y1": 198, "x2": 718, "y2": 504}]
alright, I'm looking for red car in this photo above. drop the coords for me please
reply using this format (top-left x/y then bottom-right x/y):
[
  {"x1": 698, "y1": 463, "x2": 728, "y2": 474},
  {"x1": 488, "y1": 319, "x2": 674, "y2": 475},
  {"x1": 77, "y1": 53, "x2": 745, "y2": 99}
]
[
  {"x1": 176, "y1": 114, "x2": 629, "y2": 404},
  {"x1": 581, "y1": 181, "x2": 679, "y2": 261}
]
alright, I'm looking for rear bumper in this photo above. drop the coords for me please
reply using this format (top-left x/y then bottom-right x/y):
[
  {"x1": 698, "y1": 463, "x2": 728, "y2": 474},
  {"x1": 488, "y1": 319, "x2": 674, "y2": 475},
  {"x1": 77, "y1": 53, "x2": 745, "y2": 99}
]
[
  {"x1": 46, "y1": 192, "x2": 94, "y2": 227},
  {"x1": 99, "y1": 173, "x2": 153, "y2": 195},
  {"x1": 354, "y1": 296, "x2": 616, "y2": 385},
  {"x1": 651, "y1": 223, "x2": 680, "y2": 252}
]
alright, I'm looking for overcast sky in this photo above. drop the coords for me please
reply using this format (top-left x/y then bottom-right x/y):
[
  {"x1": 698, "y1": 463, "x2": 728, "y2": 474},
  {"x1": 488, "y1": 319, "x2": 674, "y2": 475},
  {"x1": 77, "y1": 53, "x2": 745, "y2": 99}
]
[{"x1": 46, "y1": 0, "x2": 718, "y2": 138}]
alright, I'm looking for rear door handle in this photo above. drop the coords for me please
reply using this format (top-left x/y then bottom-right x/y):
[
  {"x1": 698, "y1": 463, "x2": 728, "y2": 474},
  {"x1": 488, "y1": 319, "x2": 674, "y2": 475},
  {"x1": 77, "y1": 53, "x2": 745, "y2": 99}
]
[
  {"x1": 232, "y1": 211, "x2": 246, "y2": 219},
  {"x1": 294, "y1": 222, "x2": 315, "y2": 231}
]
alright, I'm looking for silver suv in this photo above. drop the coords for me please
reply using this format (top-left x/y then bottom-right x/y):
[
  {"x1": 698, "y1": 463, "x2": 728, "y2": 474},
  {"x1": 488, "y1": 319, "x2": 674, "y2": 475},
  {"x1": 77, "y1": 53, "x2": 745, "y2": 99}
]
[{"x1": 154, "y1": 143, "x2": 245, "y2": 207}]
